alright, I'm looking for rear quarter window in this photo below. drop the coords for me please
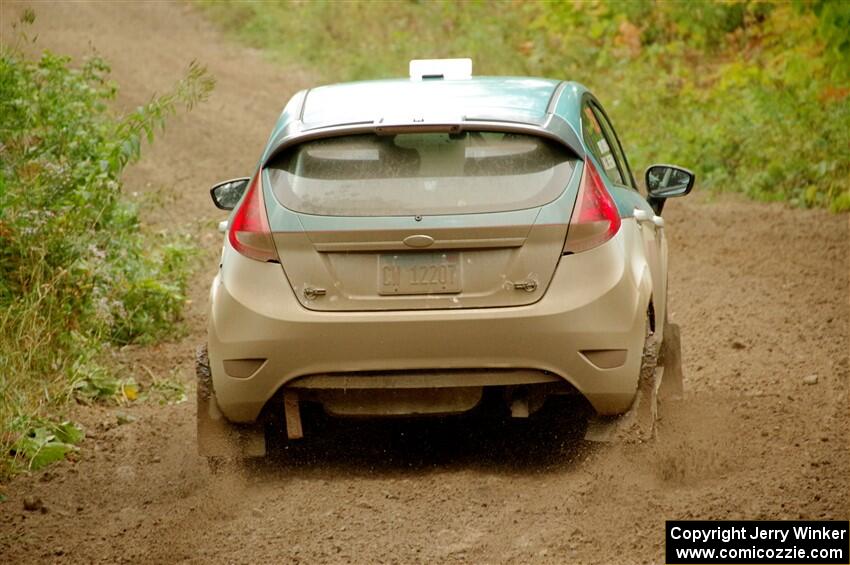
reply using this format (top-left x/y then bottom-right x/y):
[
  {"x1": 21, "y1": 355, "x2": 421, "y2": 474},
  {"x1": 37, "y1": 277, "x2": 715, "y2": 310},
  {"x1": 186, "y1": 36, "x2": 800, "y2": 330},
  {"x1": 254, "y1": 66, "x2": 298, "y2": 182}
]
[
  {"x1": 581, "y1": 105, "x2": 624, "y2": 185},
  {"x1": 266, "y1": 132, "x2": 577, "y2": 216}
]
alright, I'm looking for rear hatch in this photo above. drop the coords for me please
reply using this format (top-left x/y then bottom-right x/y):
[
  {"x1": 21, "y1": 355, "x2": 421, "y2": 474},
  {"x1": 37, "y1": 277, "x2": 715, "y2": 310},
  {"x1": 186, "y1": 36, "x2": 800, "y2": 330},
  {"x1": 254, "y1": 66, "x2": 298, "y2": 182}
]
[{"x1": 263, "y1": 130, "x2": 581, "y2": 311}]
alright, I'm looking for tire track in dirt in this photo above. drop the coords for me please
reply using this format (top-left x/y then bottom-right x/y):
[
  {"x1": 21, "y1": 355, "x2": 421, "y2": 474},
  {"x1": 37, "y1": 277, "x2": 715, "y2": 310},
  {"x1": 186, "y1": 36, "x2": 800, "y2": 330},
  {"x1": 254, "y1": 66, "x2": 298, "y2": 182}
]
[{"x1": 1, "y1": 2, "x2": 847, "y2": 564}]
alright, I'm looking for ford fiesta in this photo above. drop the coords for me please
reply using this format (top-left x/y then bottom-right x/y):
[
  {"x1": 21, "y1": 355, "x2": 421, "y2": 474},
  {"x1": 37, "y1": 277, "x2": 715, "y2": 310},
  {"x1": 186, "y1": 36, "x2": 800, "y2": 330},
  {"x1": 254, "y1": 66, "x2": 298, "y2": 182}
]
[{"x1": 197, "y1": 59, "x2": 694, "y2": 458}]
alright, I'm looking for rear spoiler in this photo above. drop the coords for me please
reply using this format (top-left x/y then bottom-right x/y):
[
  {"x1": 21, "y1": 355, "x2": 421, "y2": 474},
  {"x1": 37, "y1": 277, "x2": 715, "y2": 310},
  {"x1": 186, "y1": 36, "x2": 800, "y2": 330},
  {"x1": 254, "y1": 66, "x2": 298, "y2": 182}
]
[{"x1": 261, "y1": 115, "x2": 585, "y2": 166}]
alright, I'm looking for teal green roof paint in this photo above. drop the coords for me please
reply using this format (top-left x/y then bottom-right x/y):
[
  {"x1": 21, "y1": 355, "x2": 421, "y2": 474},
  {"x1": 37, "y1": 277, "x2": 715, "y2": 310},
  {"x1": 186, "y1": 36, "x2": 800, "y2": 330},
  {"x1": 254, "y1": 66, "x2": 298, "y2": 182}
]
[
  {"x1": 553, "y1": 81, "x2": 589, "y2": 133},
  {"x1": 268, "y1": 78, "x2": 592, "y2": 139},
  {"x1": 300, "y1": 77, "x2": 562, "y2": 128},
  {"x1": 260, "y1": 77, "x2": 592, "y2": 166}
]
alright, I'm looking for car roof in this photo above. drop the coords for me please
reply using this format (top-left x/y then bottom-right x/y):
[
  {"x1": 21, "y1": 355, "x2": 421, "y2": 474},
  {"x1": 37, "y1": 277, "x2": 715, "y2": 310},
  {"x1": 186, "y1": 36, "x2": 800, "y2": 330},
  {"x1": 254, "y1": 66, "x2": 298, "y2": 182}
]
[
  {"x1": 299, "y1": 77, "x2": 564, "y2": 129},
  {"x1": 262, "y1": 77, "x2": 591, "y2": 164}
]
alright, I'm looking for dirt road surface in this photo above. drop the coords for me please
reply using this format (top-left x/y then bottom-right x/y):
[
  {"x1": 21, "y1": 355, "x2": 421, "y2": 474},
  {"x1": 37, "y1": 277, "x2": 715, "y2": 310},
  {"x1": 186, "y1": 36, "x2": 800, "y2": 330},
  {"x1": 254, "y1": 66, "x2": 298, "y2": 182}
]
[{"x1": 1, "y1": 2, "x2": 848, "y2": 563}]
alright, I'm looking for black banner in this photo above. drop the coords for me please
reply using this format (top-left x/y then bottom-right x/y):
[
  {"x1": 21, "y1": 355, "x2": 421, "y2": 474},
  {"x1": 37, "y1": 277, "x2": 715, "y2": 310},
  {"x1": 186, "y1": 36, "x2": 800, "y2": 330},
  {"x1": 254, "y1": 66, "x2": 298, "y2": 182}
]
[{"x1": 666, "y1": 521, "x2": 849, "y2": 564}]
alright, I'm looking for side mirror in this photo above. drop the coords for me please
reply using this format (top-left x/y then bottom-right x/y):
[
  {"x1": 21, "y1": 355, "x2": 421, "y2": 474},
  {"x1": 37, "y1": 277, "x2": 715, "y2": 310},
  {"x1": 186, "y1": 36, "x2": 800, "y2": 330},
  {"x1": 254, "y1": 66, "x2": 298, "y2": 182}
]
[
  {"x1": 210, "y1": 177, "x2": 250, "y2": 210},
  {"x1": 645, "y1": 165, "x2": 695, "y2": 199}
]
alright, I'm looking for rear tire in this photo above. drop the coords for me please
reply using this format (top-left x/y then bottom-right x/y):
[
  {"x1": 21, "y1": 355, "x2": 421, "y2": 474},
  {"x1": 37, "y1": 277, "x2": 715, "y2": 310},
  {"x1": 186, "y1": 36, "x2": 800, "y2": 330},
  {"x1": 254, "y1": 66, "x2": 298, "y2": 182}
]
[
  {"x1": 658, "y1": 322, "x2": 684, "y2": 399},
  {"x1": 197, "y1": 347, "x2": 224, "y2": 472},
  {"x1": 634, "y1": 318, "x2": 661, "y2": 440},
  {"x1": 196, "y1": 344, "x2": 212, "y2": 403},
  {"x1": 584, "y1": 316, "x2": 658, "y2": 443},
  {"x1": 196, "y1": 344, "x2": 266, "y2": 461}
]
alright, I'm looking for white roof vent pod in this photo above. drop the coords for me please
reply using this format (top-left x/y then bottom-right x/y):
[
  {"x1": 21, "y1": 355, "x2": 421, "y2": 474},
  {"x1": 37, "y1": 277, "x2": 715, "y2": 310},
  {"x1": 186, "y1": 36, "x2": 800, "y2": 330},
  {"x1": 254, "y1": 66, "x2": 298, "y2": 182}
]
[{"x1": 409, "y1": 58, "x2": 472, "y2": 81}]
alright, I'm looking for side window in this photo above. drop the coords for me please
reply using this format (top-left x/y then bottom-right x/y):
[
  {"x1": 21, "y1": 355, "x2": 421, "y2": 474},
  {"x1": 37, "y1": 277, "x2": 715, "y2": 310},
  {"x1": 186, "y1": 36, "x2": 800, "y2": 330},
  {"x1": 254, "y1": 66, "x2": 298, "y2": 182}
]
[
  {"x1": 581, "y1": 104, "x2": 624, "y2": 184},
  {"x1": 591, "y1": 104, "x2": 636, "y2": 190}
]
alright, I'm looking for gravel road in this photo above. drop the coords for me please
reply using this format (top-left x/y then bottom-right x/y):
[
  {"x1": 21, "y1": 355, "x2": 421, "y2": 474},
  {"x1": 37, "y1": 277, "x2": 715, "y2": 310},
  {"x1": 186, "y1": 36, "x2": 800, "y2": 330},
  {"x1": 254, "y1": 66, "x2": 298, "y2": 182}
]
[{"x1": 1, "y1": 2, "x2": 847, "y2": 563}]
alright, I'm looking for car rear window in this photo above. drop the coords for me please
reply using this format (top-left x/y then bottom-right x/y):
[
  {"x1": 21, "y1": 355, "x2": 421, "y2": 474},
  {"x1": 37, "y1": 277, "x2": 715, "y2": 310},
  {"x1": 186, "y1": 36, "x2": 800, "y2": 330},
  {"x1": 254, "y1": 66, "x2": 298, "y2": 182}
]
[{"x1": 266, "y1": 132, "x2": 576, "y2": 216}]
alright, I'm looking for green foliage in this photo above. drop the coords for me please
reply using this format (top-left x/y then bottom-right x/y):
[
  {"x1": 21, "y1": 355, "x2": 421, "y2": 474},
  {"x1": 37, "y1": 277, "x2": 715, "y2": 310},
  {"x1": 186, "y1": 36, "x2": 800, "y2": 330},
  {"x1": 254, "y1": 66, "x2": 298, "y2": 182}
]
[
  {"x1": 200, "y1": 0, "x2": 849, "y2": 211},
  {"x1": 9, "y1": 418, "x2": 84, "y2": 472},
  {"x1": 810, "y1": 0, "x2": 850, "y2": 81},
  {"x1": 72, "y1": 370, "x2": 125, "y2": 403},
  {"x1": 0, "y1": 18, "x2": 214, "y2": 479},
  {"x1": 142, "y1": 375, "x2": 187, "y2": 405}
]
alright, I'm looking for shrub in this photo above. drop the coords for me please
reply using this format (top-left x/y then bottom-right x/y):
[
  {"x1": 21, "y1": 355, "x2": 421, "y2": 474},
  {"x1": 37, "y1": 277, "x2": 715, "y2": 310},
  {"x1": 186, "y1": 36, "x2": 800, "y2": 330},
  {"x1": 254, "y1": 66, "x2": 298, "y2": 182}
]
[{"x1": 0, "y1": 18, "x2": 214, "y2": 479}]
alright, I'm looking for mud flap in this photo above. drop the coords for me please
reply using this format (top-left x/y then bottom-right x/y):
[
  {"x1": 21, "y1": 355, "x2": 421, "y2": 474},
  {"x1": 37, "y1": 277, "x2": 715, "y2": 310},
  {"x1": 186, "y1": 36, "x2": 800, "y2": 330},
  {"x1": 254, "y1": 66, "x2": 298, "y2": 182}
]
[
  {"x1": 584, "y1": 322, "x2": 683, "y2": 443},
  {"x1": 196, "y1": 345, "x2": 266, "y2": 458}
]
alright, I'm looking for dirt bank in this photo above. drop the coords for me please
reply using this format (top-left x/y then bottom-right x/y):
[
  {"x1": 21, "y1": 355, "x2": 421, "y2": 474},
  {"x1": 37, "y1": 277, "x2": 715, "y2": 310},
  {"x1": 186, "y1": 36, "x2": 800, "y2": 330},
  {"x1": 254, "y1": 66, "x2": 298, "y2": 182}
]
[{"x1": 1, "y1": 2, "x2": 847, "y2": 564}]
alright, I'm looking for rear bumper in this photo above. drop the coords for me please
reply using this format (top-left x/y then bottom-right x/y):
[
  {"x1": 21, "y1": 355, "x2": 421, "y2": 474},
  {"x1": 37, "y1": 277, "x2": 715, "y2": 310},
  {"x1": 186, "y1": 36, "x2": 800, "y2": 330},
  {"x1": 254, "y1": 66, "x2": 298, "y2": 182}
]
[{"x1": 208, "y1": 227, "x2": 650, "y2": 422}]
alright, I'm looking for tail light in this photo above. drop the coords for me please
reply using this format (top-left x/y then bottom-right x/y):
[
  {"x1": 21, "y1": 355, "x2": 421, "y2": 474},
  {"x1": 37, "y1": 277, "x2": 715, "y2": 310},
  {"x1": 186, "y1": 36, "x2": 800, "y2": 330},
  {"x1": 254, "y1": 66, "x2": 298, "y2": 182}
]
[
  {"x1": 228, "y1": 173, "x2": 278, "y2": 262},
  {"x1": 563, "y1": 159, "x2": 621, "y2": 254}
]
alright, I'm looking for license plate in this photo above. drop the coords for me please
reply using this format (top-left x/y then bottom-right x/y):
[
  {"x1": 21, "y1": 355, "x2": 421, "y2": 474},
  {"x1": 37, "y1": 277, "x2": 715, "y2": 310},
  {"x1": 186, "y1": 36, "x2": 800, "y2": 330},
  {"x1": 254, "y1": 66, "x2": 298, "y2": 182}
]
[{"x1": 378, "y1": 252, "x2": 462, "y2": 295}]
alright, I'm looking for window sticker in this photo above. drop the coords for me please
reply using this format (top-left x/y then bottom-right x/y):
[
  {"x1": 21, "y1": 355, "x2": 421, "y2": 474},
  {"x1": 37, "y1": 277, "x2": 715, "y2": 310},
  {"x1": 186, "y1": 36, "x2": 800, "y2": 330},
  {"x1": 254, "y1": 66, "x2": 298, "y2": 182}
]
[
  {"x1": 584, "y1": 107, "x2": 601, "y2": 133},
  {"x1": 602, "y1": 154, "x2": 617, "y2": 172},
  {"x1": 597, "y1": 138, "x2": 610, "y2": 154}
]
